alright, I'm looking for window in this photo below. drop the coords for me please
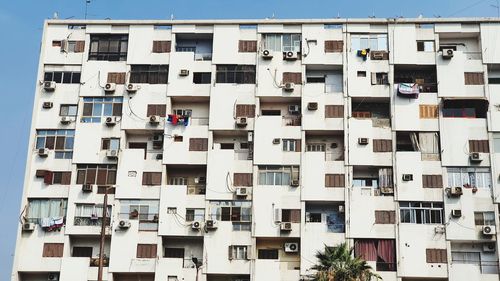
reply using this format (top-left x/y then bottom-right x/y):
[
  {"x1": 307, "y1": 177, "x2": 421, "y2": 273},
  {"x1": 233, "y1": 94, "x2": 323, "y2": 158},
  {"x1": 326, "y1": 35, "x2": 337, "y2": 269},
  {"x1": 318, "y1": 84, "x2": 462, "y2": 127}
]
[
  {"x1": 282, "y1": 34, "x2": 301, "y2": 52},
  {"x1": 152, "y1": 41, "x2": 171, "y2": 53},
  {"x1": 35, "y1": 130, "x2": 74, "y2": 159},
  {"x1": 219, "y1": 143, "x2": 234, "y2": 150},
  {"x1": 185, "y1": 208, "x2": 205, "y2": 221},
  {"x1": 354, "y1": 239, "x2": 396, "y2": 271},
  {"x1": 258, "y1": 166, "x2": 299, "y2": 186},
  {"x1": 375, "y1": 211, "x2": 396, "y2": 224},
  {"x1": 81, "y1": 97, "x2": 123, "y2": 123},
  {"x1": 419, "y1": 105, "x2": 438, "y2": 119},
  {"x1": 474, "y1": 212, "x2": 495, "y2": 225},
  {"x1": 357, "y1": 71, "x2": 366, "y2": 77},
  {"x1": 147, "y1": 104, "x2": 167, "y2": 117},
  {"x1": 101, "y1": 138, "x2": 120, "y2": 150},
  {"x1": 233, "y1": 173, "x2": 253, "y2": 187},
  {"x1": 282, "y1": 72, "x2": 302, "y2": 84},
  {"x1": 426, "y1": 248, "x2": 447, "y2": 263},
  {"x1": 353, "y1": 178, "x2": 378, "y2": 188},
  {"x1": 282, "y1": 209, "x2": 301, "y2": 223},
  {"x1": 59, "y1": 105, "x2": 78, "y2": 117},
  {"x1": 168, "y1": 177, "x2": 187, "y2": 185},
  {"x1": 238, "y1": 40, "x2": 257, "y2": 52},
  {"x1": 74, "y1": 204, "x2": 111, "y2": 226},
  {"x1": 261, "y1": 109, "x2": 281, "y2": 116},
  {"x1": 442, "y1": 99, "x2": 488, "y2": 118},
  {"x1": 262, "y1": 33, "x2": 302, "y2": 53},
  {"x1": 76, "y1": 164, "x2": 117, "y2": 185},
  {"x1": 422, "y1": 175, "x2": 443, "y2": 188},
  {"x1": 325, "y1": 174, "x2": 345, "y2": 187},
  {"x1": 325, "y1": 40, "x2": 343, "y2": 53},
  {"x1": 216, "y1": 65, "x2": 256, "y2": 84},
  {"x1": 193, "y1": 72, "x2": 211, "y2": 84},
  {"x1": 494, "y1": 134, "x2": 500, "y2": 152},
  {"x1": 351, "y1": 34, "x2": 388, "y2": 51},
  {"x1": 306, "y1": 143, "x2": 326, "y2": 152},
  {"x1": 469, "y1": 140, "x2": 489, "y2": 153},
  {"x1": 324, "y1": 24, "x2": 342, "y2": 29},
  {"x1": 68, "y1": 24, "x2": 86, "y2": 30},
  {"x1": 130, "y1": 65, "x2": 169, "y2": 84},
  {"x1": 325, "y1": 105, "x2": 344, "y2": 118},
  {"x1": 229, "y1": 246, "x2": 248, "y2": 260},
  {"x1": 154, "y1": 25, "x2": 172, "y2": 30},
  {"x1": 164, "y1": 248, "x2": 184, "y2": 258},
  {"x1": 43, "y1": 243, "x2": 64, "y2": 257},
  {"x1": 89, "y1": 34, "x2": 128, "y2": 61},
  {"x1": 44, "y1": 71, "x2": 81, "y2": 84},
  {"x1": 373, "y1": 139, "x2": 392, "y2": 152},
  {"x1": 447, "y1": 167, "x2": 492, "y2": 189},
  {"x1": 43, "y1": 171, "x2": 71, "y2": 185},
  {"x1": 282, "y1": 139, "x2": 300, "y2": 152},
  {"x1": 417, "y1": 41, "x2": 435, "y2": 52},
  {"x1": 189, "y1": 138, "x2": 208, "y2": 151},
  {"x1": 308, "y1": 213, "x2": 322, "y2": 223},
  {"x1": 235, "y1": 105, "x2": 256, "y2": 117},
  {"x1": 371, "y1": 72, "x2": 389, "y2": 85},
  {"x1": 120, "y1": 200, "x2": 159, "y2": 231},
  {"x1": 240, "y1": 24, "x2": 257, "y2": 29},
  {"x1": 233, "y1": 222, "x2": 252, "y2": 231},
  {"x1": 72, "y1": 247, "x2": 93, "y2": 258},
  {"x1": 400, "y1": 202, "x2": 444, "y2": 224},
  {"x1": 66, "y1": 40, "x2": 85, "y2": 53},
  {"x1": 263, "y1": 34, "x2": 281, "y2": 52},
  {"x1": 464, "y1": 72, "x2": 484, "y2": 85},
  {"x1": 137, "y1": 244, "x2": 157, "y2": 258},
  {"x1": 258, "y1": 249, "x2": 278, "y2": 259},
  {"x1": 27, "y1": 199, "x2": 68, "y2": 224},
  {"x1": 172, "y1": 109, "x2": 192, "y2": 116},
  {"x1": 142, "y1": 172, "x2": 162, "y2": 186},
  {"x1": 107, "y1": 72, "x2": 126, "y2": 84},
  {"x1": 451, "y1": 251, "x2": 481, "y2": 266},
  {"x1": 174, "y1": 136, "x2": 183, "y2": 142},
  {"x1": 209, "y1": 201, "x2": 252, "y2": 222}
]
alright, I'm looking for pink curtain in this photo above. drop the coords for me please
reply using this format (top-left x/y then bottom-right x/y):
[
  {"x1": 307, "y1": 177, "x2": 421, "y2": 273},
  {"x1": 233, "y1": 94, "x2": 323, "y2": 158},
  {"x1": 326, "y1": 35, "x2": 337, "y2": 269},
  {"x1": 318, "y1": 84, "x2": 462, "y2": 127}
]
[
  {"x1": 355, "y1": 240, "x2": 377, "y2": 261},
  {"x1": 377, "y1": 239, "x2": 395, "y2": 270}
]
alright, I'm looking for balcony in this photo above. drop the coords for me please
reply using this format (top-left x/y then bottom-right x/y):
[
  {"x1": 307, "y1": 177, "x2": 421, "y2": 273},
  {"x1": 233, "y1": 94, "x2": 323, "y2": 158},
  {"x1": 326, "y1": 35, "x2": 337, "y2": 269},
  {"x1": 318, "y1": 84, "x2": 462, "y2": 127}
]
[
  {"x1": 175, "y1": 33, "x2": 213, "y2": 61},
  {"x1": 394, "y1": 65, "x2": 437, "y2": 94}
]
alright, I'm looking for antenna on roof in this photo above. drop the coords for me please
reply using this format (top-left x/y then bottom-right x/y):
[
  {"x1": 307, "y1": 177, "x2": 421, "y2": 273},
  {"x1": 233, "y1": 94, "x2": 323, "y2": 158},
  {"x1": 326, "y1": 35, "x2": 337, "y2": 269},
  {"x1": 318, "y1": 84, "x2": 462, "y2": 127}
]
[
  {"x1": 53, "y1": 12, "x2": 59, "y2": 19},
  {"x1": 170, "y1": 14, "x2": 175, "y2": 20},
  {"x1": 271, "y1": 12, "x2": 275, "y2": 19},
  {"x1": 337, "y1": 12, "x2": 340, "y2": 19},
  {"x1": 84, "y1": 0, "x2": 91, "y2": 19},
  {"x1": 418, "y1": 14, "x2": 423, "y2": 19}
]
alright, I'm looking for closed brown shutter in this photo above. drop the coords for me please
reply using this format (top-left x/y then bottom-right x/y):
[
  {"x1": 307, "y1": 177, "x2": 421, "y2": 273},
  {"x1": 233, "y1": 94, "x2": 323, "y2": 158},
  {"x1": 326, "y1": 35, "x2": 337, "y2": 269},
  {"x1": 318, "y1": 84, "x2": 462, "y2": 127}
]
[
  {"x1": 36, "y1": 170, "x2": 48, "y2": 178},
  {"x1": 43, "y1": 243, "x2": 64, "y2": 257},
  {"x1": 235, "y1": 104, "x2": 256, "y2": 117},
  {"x1": 75, "y1": 41, "x2": 86, "y2": 53},
  {"x1": 295, "y1": 140, "x2": 301, "y2": 152},
  {"x1": 96, "y1": 169, "x2": 108, "y2": 185},
  {"x1": 426, "y1": 248, "x2": 447, "y2": 263},
  {"x1": 234, "y1": 173, "x2": 253, "y2": 186},
  {"x1": 325, "y1": 174, "x2": 345, "y2": 187},
  {"x1": 107, "y1": 72, "x2": 126, "y2": 84},
  {"x1": 375, "y1": 210, "x2": 396, "y2": 224},
  {"x1": 419, "y1": 105, "x2": 438, "y2": 119},
  {"x1": 422, "y1": 175, "x2": 443, "y2": 188},
  {"x1": 290, "y1": 209, "x2": 301, "y2": 223},
  {"x1": 61, "y1": 172, "x2": 72, "y2": 185},
  {"x1": 325, "y1": 105, "x2": 344, "y2": 118},
  {"x1": 464, "y1": 72, "x2": 484, "y2": 85},
  {"x1": 283, "y1": 72, "x2": 302, "y2": 84},
  {"x1": 142, "y1": 172, "x2": 162, "y2": 185},
  {"x1": 147, "y1": 105, "x2": 167, "y2": 117},
  {"x1": 373, "y1": 139, "x2": 392, "y2": 152},
  {"x1": 189, "y1": 138, "x2": 208, "y2": 151},
  {"x1": 324, "y1": 40, "x2": 343, "y2": 53},
  {"x1": 112, "y1": 103, "x2": 123, "y2": 116},
  {"x1": 44, "y1": 171, "x2": 54, "y2": 185},
  {"x1": 352, "y1": 111, "x2": 372, "y2": 118},
  {"x1": 137, "y1": 244, "x2": 157, "y2": 258},
  {"x1": 469, "y1": 140, "x2": 489, "y2": 153},
  {"x1": 152, "y1": 41, "x2": 171, "y2": 53},
  {"x1": 238, "y1": 40, "x2": 257, "y2": 52}
]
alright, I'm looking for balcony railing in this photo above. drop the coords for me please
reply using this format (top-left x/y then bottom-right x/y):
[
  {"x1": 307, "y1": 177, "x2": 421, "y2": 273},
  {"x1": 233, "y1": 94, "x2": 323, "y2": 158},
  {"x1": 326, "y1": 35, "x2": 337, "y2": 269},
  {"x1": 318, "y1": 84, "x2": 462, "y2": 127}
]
[
  {"x1": 90, "y1": 257, "x2": 110, "y2": 267},
  {"x1": 453, "y1": 260, "x2": 499, "y2": 274},
  {"x1": 376, "y1": 262, "x2": 396, "y2": 272},
  {"x1": 119, "y1": 212, "x2": 159, "y2": 231},
  {"x1": 234, "y1": 150, "x2": 250, "y2": 160},
  {"x1": 190, "y1": 117, "x2": 209, "y2": 126},
  {"x1": 74, "y1": 217, "x2": 110, "y2": 227},
  {"x1": 464, "y1": 51, "x2": 482, "y2": 60},
  {"x1": 282, "y1": 116, "x2": 301, "y2": 126},
  {"x1": 187, "y1": 184, "x2": 206, "y2": 195}
]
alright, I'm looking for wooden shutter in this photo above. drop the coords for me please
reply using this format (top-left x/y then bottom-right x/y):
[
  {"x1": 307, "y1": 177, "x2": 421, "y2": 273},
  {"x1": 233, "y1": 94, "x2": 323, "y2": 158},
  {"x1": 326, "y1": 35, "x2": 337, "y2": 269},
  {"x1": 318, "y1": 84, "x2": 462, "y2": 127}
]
[
  {"x1": 419, "y1": 105, "x2": 438, "y2": 119},
  {"x1": 469, "y1": 140, "x2": 489, "y2": 153},
  {"x1": 72, "y1": 246, "x2": 93, "y2": 257},
  {"x1": 426, "y1": 248, "x2": 447, "y2": 263},
  {"x1": 375, "y1": 211, "x2": 396, "y2": 224},
  {"x1": 152, "y1": 41, "x2": 171, "y2": 53},
  {"x1": 234, "y1": 173, "x2": 253, "y2": 186},
  {"x1": 352, "y1": 111, "x2": 372, "y2": 118},
  {"x1": 147, "y1": 104, "x2": 166, "y2": 117},
  {"x1": 422, "y1": 175, "x2": 443, "y2": 188},
  {"x1": 137, "y1": 244, "x2": 157, "y2": 258},
  {"x1": 36, "y1": 170, "x2": 48, "y2": 178},
  {"x1": 142, "y1": 172, "x2": 161, "y2": 185},
  {"x1": 324, "y1": 40, "x2": 343, "y2": 53},
  {"x1": 236, "y1": 104, "x2": 256, "y2": 117},
  {"x1": 107, "y1": 72, "x2": 126, "y2": 84},
  {"x1": 43, "y1": 243, "x2": 64, "y2": 257},
  {"x1": 61, "y1": 172, "x2": 72, "y2": 185},
  {"x1": 325, "y1": 174, "x2": 345, "y2": 187},
  {"x1": 373, "y1": 139, "x2": 392, "y2": 152},
  {"x1": 238, "y1": 40, "x2": 257, "y2": 52},
  {"x1": 189, "y1": 138, "x2": 208, "y2": 151},
  {"x1": 74, "y1": 41, "x2": 85, "y2": 52},
  {"x1": 464, "y1": 72, "x2": 484, "y2": 85},
  {"x1": 283, "y1": 72, "x2": 302, "y2": 84},
  {"x1": 44, "y1": 171, "x2": 54, "y2": 185},
  {"x1": 290, "y1": 209, "x2": 301, "y2": 223},
  {"x1": 325, "y1": 105, "x2": 344, "y2": 118},
  {"x1": 295, "y1": 140, "x2": 301, "y2": 152}
]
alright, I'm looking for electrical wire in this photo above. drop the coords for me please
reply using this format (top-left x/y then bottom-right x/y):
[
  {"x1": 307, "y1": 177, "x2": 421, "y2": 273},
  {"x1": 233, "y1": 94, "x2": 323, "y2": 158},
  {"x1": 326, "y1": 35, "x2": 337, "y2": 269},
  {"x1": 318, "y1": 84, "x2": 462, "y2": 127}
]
[
  {"x1": 267, "y1": 68, "x2": 283, "y2": 89},
  {"x1": 447, "y1": 0, "x2": 489, "y2": 17}
]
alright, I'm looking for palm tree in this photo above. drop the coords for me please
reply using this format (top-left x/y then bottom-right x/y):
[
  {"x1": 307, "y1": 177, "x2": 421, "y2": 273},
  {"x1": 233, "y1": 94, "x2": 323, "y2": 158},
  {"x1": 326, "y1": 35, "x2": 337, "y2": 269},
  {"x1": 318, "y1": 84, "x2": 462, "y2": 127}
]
[{"x1": 309, "y1": 243, "x2": 381, "y2": 281}]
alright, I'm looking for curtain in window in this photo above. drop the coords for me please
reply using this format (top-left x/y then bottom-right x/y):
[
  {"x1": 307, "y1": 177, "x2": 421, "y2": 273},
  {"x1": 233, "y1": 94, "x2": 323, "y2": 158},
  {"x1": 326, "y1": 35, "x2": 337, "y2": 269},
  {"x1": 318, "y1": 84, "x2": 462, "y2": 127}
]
[
  {"x1": 419, "y1": 132, "x2": 439, "y2": 157},
  {"x1": 355, "y1": 240, "x2": 377, "y2": 261},
  {"x1": 377, "y1": 240, "x2": 396, "y2": 270},
  {"x1": 409, "y1": 132, "x2": 420, "y2": 151},
  {"x1": 378, "y1": 168, "x2": 393, "y2": 188}
]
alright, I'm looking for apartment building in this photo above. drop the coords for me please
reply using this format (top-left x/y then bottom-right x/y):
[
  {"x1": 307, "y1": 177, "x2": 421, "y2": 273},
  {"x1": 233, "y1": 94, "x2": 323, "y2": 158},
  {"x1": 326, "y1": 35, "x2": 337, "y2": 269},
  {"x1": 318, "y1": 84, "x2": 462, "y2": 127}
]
[{"x1": 11, "y1": 17, "x2": 500, "y2": 281}]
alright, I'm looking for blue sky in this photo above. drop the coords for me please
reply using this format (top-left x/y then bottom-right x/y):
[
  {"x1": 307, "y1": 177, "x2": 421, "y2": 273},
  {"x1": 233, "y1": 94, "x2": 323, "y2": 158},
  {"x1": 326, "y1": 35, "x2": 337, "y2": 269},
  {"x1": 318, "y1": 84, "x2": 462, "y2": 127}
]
[{"x1": 0, "y1": 0, "x2": 495, "y2": 278}]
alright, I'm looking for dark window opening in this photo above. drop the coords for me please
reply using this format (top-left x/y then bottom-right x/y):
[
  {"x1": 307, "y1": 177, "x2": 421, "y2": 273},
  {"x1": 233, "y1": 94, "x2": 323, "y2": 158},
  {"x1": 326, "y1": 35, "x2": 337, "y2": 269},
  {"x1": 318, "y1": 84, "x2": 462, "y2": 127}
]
[
  {"x1": 216, "y1": 65, "x2": 256, "y2": 84},
  {"x1": 72, "y1": 247, "x2": 93, "y2": 258},
  {"x1": 351, "y1": 101, "x2": 390, "y2": 119},
  {"x1": 261, "y1": 110, "x2": 281, "y2": 116},
  {"x1": 89, "y1": 34, "x2": 128, "y2": 61},
  {"x1": 442, "y1": 99, "x2": 488, "y2": 118},
  {"x1": 164, "y1": 248, "x2": 185, "y2": 258},
  {"x1": 44, "y1": 71, "x2": 81, "y2": 84},
  {"x1": 306, "y1": 76, "x2": 326, "y2": 83},
  {"x1": 258, "y1": 249, "x2": 279, "y2": 259},
  {"x1": 220, "y1": 143, "x2": 235, "y2": 150},
  {"x1": 193, "y1": 72, "x2": 211, "y2": 84},
  {"x1": 394, "y1": 65, "x2": 437, "y2": 93},
  {"x1": 130, "y1": 65, "x2": 169, "y2": 84}
]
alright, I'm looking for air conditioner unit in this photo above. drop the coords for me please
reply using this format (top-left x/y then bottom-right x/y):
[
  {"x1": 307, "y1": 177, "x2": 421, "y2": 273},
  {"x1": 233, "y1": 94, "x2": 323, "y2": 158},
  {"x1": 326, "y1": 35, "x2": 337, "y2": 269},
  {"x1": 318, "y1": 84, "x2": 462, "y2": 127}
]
[
  {"x1": 380, "y1": 187, "x2": 394, "y2": 194},
  {"x1": 451, "y1": 209, "x2": 462, "y2": 218},
  {"x1": 105, "y1": 116, "x2": 117, "y2": 126},
  {"x1": 205, "y1": 220, "x2": 218, "y2": 229},
  {"x1": 290, "y1": 180, "x2": 300, "y2": 187},
  {"x1": 42, "y1": 102, "x2": 53, "y2": 109},
  {"x1": 43, "y1": 81, "x2": 56, "y2": 91},
  {"x1": 483, "y1": 243, "x2": 496, "y2": 252},
  {"x1": 235, "y1": 187, "x2": 248, "y2": 197},
  {"x1": 358, "y1": 138, "x2": 369, "y2": 145},
  {"x1": 284, "y1": 242, "x2": 299, "y2": 253},
  {"x1": 104, "y1": 83, "x2": 116, "y2": 93},
  {"x1": 307, "y1": 102, "x2": 318, "y2": 111},
  {"x1": 194, "y1": 177, "x2": 206, "y2": 184},
  {"x1": 284, "y1": 51, "x2": 298, "y2": 60},
  {"x1": 179, "y1": 69, "x2": 190, "y2": 76},
  {"x1": 60, "y1": 116, "x2": 72, "y2": 125},
  {"x1": 60, "y1": 39, "x2": 69, "y2": 53},
  {"x1": 280, "y1": 222, "x2": 292, "y2": 231},
  {"x1": 191, "y1": 221, "x2": 202, "y2": 230},
  {"x1": 447, "y1": 186, "x2": 463, "y2": 197},
  {"x1": 38, "y1": 148, "x2": 49, "y2": 157},
  {"x1": 283, "y1": 82, "x2": 295, "y2": 91},
  {"x1": 434, "y1": 225, "x2": 446, "y2": 234},
  {"x1": 288, "y1": 105, "x2": 300, "y2": 114},
  {"x1": 442, "y1": 48, "x2": 454, "y2": 59},
  {"x1": 81, "y1": 184, "x2": 93, "y2": 193},
  {"x1": 470, "y1": 152, "x2": 483, "y2": 162},
  {"x1": 153, "y1": 134, "x2": 163, "y2": 141},
  {"x1": 338, "y1": 205, "x2": 345, "y2": 213},
  {"x1": 149, "y1": 115, "x2": 160, "y2": 125},
  {"x1": 156, "y1": 154, "x2": 163, "y2": 160},
  {"x1": 261, "y1": 49, "x2": 273, "y2": 59},
  {"x1": 236, "y1": 117, "x2": 248, "y2": 127},
  {"x1": 247, "y1": 131, "x2": 254, "y2": 142},
  {"x1": 272, "y1": 138, "x2": 281, "y2": 144},
  {"x1": 106, "y1": 149, "x2": 119, "y2": 158},
  {"x1": 118, "y1": 220, "x2": 131, "y2": 229},
  {"x1": 402, "y1": 174, "x2": 413, "y2": 181},
  {"x1": 482, "y1": 225, "x2": 496, "y2": 236},
  {"x1": 47, "y1": 273, "x2": 59, "y2": 281},
  {"x1": 126, "y1": 83, "x2": 138, "y2": 93},
  {"x1": 371, "y1": 51, "x2": 385, "y2": 60},
  {"x1": 22, "y1": 222, "x2": 35, "y2": 231}
]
